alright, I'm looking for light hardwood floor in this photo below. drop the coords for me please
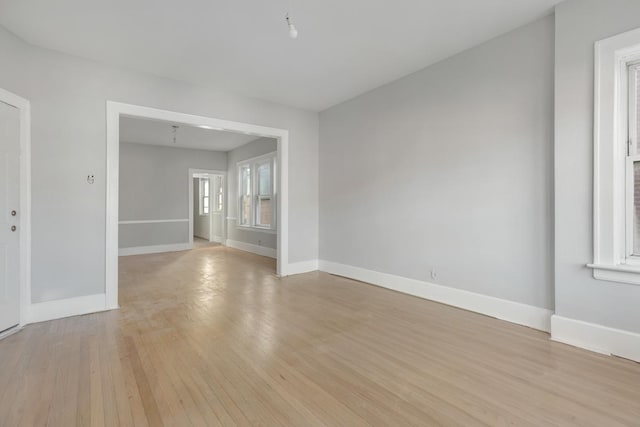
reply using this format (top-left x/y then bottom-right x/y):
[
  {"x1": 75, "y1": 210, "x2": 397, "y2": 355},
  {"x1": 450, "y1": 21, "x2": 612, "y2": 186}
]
[{"x1": 1, "y1": 246, "x2": 639, "y2": 426}]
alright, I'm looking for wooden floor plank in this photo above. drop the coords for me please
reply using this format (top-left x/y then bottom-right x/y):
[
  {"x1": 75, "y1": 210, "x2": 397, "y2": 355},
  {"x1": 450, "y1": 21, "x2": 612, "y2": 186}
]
[{"x1": 0, "y1": 246, "x2": 639, "y2": 426}]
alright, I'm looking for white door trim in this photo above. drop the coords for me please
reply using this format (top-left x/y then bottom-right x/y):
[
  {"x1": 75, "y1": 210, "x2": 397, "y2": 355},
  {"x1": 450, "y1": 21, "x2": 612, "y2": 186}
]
[
  {"x1": 106, "y1": 101, "x2": 289, "y2": 310},
  {"x1": 0, "y1": 88, "x2": 31, "y2": 328},
  {"x1": 189, "y1": 169, "x2": 226, "y2": 246}
]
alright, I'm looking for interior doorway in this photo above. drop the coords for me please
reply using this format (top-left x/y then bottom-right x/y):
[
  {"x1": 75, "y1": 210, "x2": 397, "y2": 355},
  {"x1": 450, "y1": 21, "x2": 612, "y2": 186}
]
[
  {"x1": 106, "y1": 102, "x2": 289, "y2": 310},
  {"x1": 190, "y1": 170, "x2": 226, "y2": 247}
]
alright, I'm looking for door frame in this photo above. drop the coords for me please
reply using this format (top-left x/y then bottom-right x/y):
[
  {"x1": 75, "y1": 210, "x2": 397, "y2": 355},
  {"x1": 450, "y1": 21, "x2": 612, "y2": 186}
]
[
  {"x1": 0, "y1": 88, "x2": 31, "y2": 328},
  {"x1": 106, "y1": 101, "x2": 289, "y2": 310},
  {"x1": 189, "y1": 169, "x2": 226, "y2": 246}
]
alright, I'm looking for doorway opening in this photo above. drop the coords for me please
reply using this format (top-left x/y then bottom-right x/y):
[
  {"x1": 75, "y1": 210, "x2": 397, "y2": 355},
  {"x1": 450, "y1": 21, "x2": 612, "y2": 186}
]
[
  {"x1": 106, "y1": 102, "x2": 289, "y2": 310},
  {"x1": 191, "y1": 170, "x2": 225, "y2": 248}
]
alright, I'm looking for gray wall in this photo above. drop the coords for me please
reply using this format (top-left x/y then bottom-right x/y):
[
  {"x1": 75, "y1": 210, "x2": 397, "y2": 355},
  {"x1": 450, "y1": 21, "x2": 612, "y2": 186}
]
[
  {"x1": 555, "y1": 0, "x2": 640, "y2": 333},
  {"x1": 320, "y1": 16, "x2": 555, "y2": 310},
  {"x1": 118, "y1": 142, "x2": 225, "y2": 248},
  {"x1": 0, "y1": 26, "x2": 319, "y2": 303},
  {"x1": 227, "y1": 138, "x2": 278, "y2": 250}
]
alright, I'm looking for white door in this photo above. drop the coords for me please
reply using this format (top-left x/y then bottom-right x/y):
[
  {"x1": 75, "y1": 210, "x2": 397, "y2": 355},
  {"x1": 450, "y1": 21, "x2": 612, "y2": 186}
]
[
  {"x1": 211, "y1": 175, "x2": 224, "y2": 242},
  {"x1": 0, "y1": 100, "x2": 20, "y2": 332}
]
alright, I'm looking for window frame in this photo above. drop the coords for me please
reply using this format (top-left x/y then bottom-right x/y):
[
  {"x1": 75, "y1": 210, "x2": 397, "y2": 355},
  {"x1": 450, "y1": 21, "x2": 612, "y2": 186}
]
[
  {"x1": 236, "y1": 152, "x2": 277, "y2": 233},
  {"x1": 199, "y1": 177, "x2": 210, "y2": 216},
  {"x1": 590, "y1": 28, "x2": 640, "y2": 285},
  {"x1": 213, "y1": 175, "x2": 223, "y2": 213}
]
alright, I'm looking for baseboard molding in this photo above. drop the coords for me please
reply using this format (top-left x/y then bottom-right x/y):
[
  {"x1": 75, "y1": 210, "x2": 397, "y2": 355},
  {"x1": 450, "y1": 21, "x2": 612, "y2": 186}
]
[
  {"x1": 0, "y1": 325, "x2": 22, "y2": 341},
  {"x1": 225, "y1": 239, "x2": 276, "y2": 259},
  {"x1": 318, "y1": 260, "x2": 552, "y2": 332},
  {"x1": 119, "y1": 243, "x2": 192, "y2": 256},
  {"x1": 27, "y1": 293, "x2": 108, "y2": 324},
  {"x1": 551, "y1": 315, "x2": 640, "y2": 362},
  {"x1": 287, "y1": 259, "x2": 319, "y2": 276},
  {"x1": 212, "y1": 235, "x2": 224, "y2": 244}
]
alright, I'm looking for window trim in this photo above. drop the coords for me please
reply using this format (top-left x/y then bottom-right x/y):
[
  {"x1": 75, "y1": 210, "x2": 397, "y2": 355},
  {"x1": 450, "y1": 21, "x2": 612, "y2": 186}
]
[
  {"x1": 589, "y1": 27, "x2": 640, "y2": 285},
  {"x1": 199, "y1": 177, "x2": 210, "y2": 216},
  {"x1": 236, "y1": 152, "x2": 277, "y2": 232},
  {"x1": 213, "y1": 175, "x2": 223, "y2": 213}
]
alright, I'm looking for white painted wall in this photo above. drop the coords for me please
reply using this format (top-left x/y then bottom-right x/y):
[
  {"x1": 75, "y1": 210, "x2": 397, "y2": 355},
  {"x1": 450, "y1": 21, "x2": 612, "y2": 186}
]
[
  {"x1": 119, "y1": 143, "x2": 224, "y2": 248},
  {"x1": 227, "y1": 138, "x2": 278, "y2": 250},
  {"x1": 0, "y1": 26, "x2": 318, "y2": 303},
  {"x1": 319, "y1": 16, "x2": 555, "y2": 310},
  {"x1": 554, "y1": 0, "x2": 640, "y2": 333}
]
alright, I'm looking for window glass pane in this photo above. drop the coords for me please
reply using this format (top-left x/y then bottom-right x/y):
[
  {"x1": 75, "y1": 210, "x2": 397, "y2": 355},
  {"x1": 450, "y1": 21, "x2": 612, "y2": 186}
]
[
  {"x1": 257, "y1": 197, "x2": 272, "y2": 227},
  {"x1": 257, "y1": 162, "x2": 271, "y2": 195},
  {"x1": 241, "y1": 195, "x2": 251, "y2": 225},
  {"x1": 634, "y1": 161, "x2": 640, "y2": 255},
  {"x1": 199, "y1": 178, "x2": 210, "y2": 215},
  {"x1": 241, "y1": 166, "x2": 251, "y2": 196},
  {"x1": 636, "y1": 68, "x2": 640, "y2": 150}
]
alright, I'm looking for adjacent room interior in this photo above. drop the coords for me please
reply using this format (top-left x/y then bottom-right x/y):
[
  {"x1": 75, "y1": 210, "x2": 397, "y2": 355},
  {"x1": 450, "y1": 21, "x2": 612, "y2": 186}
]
[
  {"x1": 0, "y1": 0, "x2": 640, "y2": 425},
  {"x1": 118, "y1": 115, "x2": 280, "y2": 286}
]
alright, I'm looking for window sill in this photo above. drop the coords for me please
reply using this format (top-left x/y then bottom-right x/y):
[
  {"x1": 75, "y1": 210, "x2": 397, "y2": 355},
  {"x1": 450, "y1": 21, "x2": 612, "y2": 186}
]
[
  {"x1": 236, "y1": 225, "x2": 277, "y2": 235},
  {"x1": 587, "y1": 264, "x2": 640, "y2": 286}
]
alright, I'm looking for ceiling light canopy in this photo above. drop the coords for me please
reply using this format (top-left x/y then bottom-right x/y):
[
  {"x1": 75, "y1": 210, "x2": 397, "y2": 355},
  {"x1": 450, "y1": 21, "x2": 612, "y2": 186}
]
[{"x1": 286, "y1": 14, "x2": 298, "y2": 39}]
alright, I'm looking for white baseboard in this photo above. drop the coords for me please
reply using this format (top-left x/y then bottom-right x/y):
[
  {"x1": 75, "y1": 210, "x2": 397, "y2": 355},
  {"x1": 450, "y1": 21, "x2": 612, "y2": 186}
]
[
  {"x1": 119, "y1": 242, "x2": 192, "y2": 256},
  {"x1": 225, "y1": 239, "x2": 276, "y2": 259},
  {"x1": 318, "y1": 260, "x2": 552, "y2": 332},
  {"x1": 27, "y1": 293, "x2": 108, "y2": 324},
  {"x1": 212, "y1": 235, "x2": 224, "y2": 243},
  {"x1": 0, "y1": 325, "x2": 22, "y2": 341},
  {"x1": 551, "y1": 315, "x2": 640, "y2": 362},
  {"x1": 287, "y1": 259, "x2": 319, "y2": 276}
]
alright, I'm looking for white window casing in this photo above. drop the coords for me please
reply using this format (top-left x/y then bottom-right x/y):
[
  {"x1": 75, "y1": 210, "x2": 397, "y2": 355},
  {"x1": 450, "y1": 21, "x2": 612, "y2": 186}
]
[
  {"x1": 236, "y1": 152, "x2": 277, "y2": 233},
  {"x1": 590, "y1": 27, "x2": 640, "y2": 285}
]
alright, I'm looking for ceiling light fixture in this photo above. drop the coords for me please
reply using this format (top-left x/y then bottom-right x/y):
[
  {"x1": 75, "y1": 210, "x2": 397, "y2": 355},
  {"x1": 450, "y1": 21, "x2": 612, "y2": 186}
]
[
  {"x1": 172, "y1": 125, "x2": 179, "y2": 144},
  {"x1": 286, "y1": 14, "x2": 298, "y2": 39}
]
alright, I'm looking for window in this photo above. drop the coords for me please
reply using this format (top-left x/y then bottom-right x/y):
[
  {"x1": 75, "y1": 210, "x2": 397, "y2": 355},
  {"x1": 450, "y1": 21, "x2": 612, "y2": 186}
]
[
  {"x1": 628, "y1": 64, "x2": 640, "y2": 257},
  {"x1": 237, "y1": 152, "x2": 276, "y2": 231},
  {"x1": 214, "y1": 175, "x2": 223, "y2": 213},
  {"x1": 590, "y1": 28, "x2": 640, "y2": 285},
  {"x1": 199, "y1": 178, "x2": 210, "y2": 215},
  {"x1": 239, "y1": 165, "x2": 251, "y2": 225}
]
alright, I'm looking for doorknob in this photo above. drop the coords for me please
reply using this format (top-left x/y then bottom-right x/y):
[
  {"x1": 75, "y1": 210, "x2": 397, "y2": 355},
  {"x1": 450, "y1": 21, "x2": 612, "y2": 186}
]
[
  {"x1": 11, "y1": 226, "x2": 16, "y2": 232},
  {"x1": 10, "y1": 210, "x2": 16, "y2": 216}
]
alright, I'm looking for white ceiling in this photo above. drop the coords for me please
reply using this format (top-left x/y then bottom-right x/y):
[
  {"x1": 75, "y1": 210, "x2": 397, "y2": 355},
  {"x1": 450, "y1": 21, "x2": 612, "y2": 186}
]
[
  {"x1": 120, "y1": 116, "x2": 260, "y2": 152},
  {"x1": 0, "y1": 0, "x2": 562, "y2": 111}
]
